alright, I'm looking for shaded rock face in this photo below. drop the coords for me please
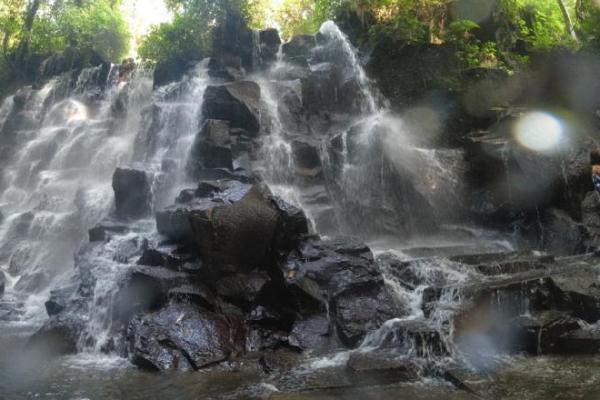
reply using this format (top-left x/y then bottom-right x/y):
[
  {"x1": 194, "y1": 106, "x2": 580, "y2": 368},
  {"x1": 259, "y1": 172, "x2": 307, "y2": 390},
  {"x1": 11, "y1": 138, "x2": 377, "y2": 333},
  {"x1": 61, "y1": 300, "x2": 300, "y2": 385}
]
[
  {"x1": 420, "y1": 254, "x2": 600, "y2": 358},
  {"x1": 282, "y1": 35, "x2": 317, "y2": 66},
  {"x1": 187, "y1": 119, "x2": 234, "y2": 174},
  {"x1": 112, "y1": 168, "x2": 152, "y2": 220},
  {"x1": 283, "y1": 238, "x2": 406, "y2": 347},
  {"x1": 153, "y1": 56, "x2": 200, "y2": 88},
  {"x1": 187, "y1": 185, "x2": 280, "y2": 270},
  {"x1": 202, "y1": 81, "x2": 261, "y2": 135},
  {"x1": 127, "y1": 302, "x2": 244, "y2": 371},
  {"x1": 259, "y1": 29, "x2": 281, "y2": 68}
]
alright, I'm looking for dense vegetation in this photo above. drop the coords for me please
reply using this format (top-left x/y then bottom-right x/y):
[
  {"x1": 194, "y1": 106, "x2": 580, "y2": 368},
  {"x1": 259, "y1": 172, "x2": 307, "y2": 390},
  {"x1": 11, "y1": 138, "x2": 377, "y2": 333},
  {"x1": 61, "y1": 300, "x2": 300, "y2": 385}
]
[
  {"x1": 0, "y1": 0, "x2": 129, "y2": 96},
  {"x1": 2, "y1": 0, "x2": 600, "y2": 99}
]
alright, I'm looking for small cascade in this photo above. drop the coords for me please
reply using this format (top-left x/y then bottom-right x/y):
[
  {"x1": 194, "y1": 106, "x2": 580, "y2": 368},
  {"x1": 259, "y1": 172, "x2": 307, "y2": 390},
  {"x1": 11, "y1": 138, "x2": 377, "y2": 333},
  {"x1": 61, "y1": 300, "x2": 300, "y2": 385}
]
[{"x1": 132, "y1": 61, "x2": 211, "y2": 210}]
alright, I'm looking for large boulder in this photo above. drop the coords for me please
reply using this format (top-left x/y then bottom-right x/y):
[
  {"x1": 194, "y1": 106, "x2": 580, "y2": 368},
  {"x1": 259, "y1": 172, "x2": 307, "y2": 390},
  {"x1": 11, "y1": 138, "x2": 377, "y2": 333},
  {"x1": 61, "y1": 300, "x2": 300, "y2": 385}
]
[
  {"x1": 153, "y1": 56, "x2": 199, "y2": 88},
  {"x1": 301, "y1": 62, "x2": 339, "y2": 113},
  {"x1": 112, "y1": 168, "x2": 152, "y2": 220},
  {"x1": 202, "y1": 81, "x2": 261, "y2": 135},
  {"x1": 282, "y1": 35, "x2": 317, "y2": 66},
  {"x1": 187, "y1": 119, "x2": 233, "y2": 176},
  {"x1": 283, "y1": 237, "x2": 405, "y2": 347},
  {"x1": 291, "y1": 138, "x2": 322, "y2": 170},
  {"x1": 187, "y1": 185, "x2": 279, "y2": 271},
  {"x1": 127, "y1": 302, "x2": 244, "y2": 371},
  {"x1": 259, "y1": 29, "x2": 281, "y2": 68},
  {"x1": 156, "y1": 180, "x2": 254, "y2": 243}
]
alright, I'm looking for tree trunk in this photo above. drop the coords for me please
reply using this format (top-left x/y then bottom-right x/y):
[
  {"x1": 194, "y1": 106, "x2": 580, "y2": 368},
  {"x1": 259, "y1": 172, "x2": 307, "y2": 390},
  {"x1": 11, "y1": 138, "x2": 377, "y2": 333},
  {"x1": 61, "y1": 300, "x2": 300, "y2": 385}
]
[
  {"x1": 16, "y1": 0, "x2": 42, "y2": 68},
  {"x1": 556, "y1": 0, "x2": 578, "y2": 41}
]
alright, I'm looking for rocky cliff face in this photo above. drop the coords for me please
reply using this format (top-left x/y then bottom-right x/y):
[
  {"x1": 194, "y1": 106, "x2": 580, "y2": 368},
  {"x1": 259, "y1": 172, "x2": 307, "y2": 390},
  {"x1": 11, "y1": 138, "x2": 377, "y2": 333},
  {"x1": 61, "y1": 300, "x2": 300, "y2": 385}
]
[{"x1": 4, "y1": 14, "x2": 600, "y2": 382}]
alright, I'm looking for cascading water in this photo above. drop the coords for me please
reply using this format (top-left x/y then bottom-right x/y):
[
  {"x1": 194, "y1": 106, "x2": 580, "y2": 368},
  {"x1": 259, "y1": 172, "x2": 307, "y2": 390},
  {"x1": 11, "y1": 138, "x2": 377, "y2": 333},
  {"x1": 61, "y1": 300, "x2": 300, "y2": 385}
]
[
  {"x1": 0, "y1": 16, "x2": 594, "y2": 400},
  {"x1": 74, "y1": 62, "x2": 213, "y2": 353},
  {"x1": 0, "y1": 66, "x2": 152, "y2": 322},
  {"x1": 253, "y1": 21, "x2": 521, "y2": 370}
]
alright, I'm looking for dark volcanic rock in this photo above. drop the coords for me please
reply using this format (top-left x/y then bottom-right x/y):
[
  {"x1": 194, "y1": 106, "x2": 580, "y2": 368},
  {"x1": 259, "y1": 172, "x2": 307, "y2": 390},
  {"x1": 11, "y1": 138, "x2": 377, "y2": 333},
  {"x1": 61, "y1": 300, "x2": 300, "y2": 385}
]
[
  {"x1": 207, "y1": 58, "x2": 240, "y2": 82},
  {"x1": 271, "y1": 196, "x2": 310, "y2": 251},
  {"x1": 284, "y1": 237, "x2": 405, "y2": 347},
  {"x1": 127, "y1": 302, "x2": 244, "y2": 371},
  {"x1": 301, "y1": 63, "x2": 339, "y2": 112},
  {"x1": 550, "y1": 327, "x2": 600, "y2": 354},
  {"x1": 582, "y1": 191, "x2": 600, "y2": 250},
  {"x1": 216, "y1": 271, "x2": 270, "y2": 305},
  {"x1": 187, "y1": 119, "x2": 233, "y2": 175},
  {"x1": 291, "y1": 138, "x2": 322, "y2": 170},
  {"x1": 111, "y1": 266, "x2": 201, "y2": 327},
  {"x1": 45, "y1": 286, "x2": 76, "y2": 316},
  {"x1": 333, "y1": 284, "x2": 400, "y2": 347},
  {"x1": 202, "y1": 81, "x2": 261, "y2": 135},
  {"x1": 259, "y1": 29, "x2": 281, "y2": 67},
  {"x1": 288, "y1": 314, "x2": 337, "y2": 352},
  {"x1": 540, "y1": 208, "x2": 586, "y2": 255},
  {"x1": 156, "y1": 180, "x2": 253, "y2": 243},
  {"x1": 187, "y1": 185, "x2": 279, "y2": 270},
  {"x1": 168, "y1": 284, "x2": 216, "y2": 310},
  {"x1": 282, "y1": 35, "x2": 317, "y2": 66},
  {"x1": 153, "y1": 56, "x2": 198, "y2": 88},
  {"x1": 112, "y1": 168, "x2": 152, "y2": 220},
  {"x1": 88, "y1": 220, "x2": 128, "y2": 242}
]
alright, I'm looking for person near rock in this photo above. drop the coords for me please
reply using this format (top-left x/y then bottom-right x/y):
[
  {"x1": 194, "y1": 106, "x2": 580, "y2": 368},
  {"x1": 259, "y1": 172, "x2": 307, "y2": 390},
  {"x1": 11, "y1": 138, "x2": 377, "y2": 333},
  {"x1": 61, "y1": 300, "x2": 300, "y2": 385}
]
[
  {"x1": 592, "y1": 151, "x2": 600, "y2": 196},
  {"x1": 594, "y1": 165, "x2": 600, "y2": 192}
]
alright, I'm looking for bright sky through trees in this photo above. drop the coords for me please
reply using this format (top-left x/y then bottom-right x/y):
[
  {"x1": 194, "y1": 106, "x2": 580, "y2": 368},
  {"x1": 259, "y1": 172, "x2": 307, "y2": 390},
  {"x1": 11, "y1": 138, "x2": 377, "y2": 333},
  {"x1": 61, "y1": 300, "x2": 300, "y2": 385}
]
[{"x1": 121, "y1": 0, "x2": 173, "y2": 56}]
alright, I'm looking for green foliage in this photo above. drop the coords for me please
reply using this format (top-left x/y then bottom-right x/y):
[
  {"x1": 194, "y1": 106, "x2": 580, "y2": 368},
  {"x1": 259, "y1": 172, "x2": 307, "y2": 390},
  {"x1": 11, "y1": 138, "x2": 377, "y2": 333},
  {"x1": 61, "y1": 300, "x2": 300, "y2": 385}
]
[
  {"x1": 1, "y1": 0, "x2": 129, "y2": 72},
  {"x1": 139, "y1": 0, "x2": 250, "y2": 63},
  {"x1": 577, "y1": 0, "x2": 600, "y2": 49},
  {"x1": 498, "y1": 0, "x2": 574, "y2": 51},
  {"x1": 138, "y1": 15, "x2": 206, "y2": 63},
  {"x1": 23, "y1": 1, "x2": 130, "y2": 61}
]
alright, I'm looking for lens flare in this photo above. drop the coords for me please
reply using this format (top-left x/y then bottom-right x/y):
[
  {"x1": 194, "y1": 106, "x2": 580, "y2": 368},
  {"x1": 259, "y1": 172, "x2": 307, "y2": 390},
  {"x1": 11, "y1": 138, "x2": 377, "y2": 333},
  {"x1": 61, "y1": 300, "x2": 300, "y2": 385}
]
[{"x1": 514, "y1": 111, "x2": 564, "y2": 153}]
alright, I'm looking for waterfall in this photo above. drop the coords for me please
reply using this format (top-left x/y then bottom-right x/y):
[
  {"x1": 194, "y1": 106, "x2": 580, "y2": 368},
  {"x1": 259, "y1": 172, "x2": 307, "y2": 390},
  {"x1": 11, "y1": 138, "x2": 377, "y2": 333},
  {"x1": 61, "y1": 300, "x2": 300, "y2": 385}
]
[{"x1": 0, "y1": 66, "x2": 153, "y2": 322}]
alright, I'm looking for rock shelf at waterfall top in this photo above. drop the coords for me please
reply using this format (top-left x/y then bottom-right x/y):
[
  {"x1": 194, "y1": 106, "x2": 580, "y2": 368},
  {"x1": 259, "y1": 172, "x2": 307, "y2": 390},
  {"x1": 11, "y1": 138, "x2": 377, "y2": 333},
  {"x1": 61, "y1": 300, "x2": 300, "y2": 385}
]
[{"x1": 3, "y1": 13, "x2": 600, "y2": 399}]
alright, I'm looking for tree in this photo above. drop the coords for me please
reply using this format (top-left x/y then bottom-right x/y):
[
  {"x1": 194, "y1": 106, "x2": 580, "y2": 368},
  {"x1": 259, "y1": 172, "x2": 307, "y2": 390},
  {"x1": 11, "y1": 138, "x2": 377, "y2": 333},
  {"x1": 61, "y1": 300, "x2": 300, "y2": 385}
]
[{"x1": 556, "y1": 0, "x2": 578, "y2": 41}]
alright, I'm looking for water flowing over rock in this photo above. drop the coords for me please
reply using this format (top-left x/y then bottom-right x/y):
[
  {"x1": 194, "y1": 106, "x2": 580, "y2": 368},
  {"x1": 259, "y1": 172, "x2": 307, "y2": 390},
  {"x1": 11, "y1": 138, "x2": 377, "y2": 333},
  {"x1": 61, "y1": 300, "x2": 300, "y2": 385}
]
[
  {"x1": 3, "y1": 15, "x2": 600, "y2": 398},
  {"x1": 202, "y1": 81, "x2": 261, "y2": 135}
]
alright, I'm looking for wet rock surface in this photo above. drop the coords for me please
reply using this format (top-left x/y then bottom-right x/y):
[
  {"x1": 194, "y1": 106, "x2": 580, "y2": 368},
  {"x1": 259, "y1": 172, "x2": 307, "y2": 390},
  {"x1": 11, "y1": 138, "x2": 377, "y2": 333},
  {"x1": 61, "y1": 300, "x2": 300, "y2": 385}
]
[
  {"x1": 127, "y1": 302, "x2": 244, "y2": 371},
  {"x1": 19, "y1": 14, "x2": 600, "y2": 398},
  {"x1": 202, "y1": 81, "x2": 261, "y2": 135},
  {"x1": 112, "y1": 168, "x2": 152, "y2": 220}
]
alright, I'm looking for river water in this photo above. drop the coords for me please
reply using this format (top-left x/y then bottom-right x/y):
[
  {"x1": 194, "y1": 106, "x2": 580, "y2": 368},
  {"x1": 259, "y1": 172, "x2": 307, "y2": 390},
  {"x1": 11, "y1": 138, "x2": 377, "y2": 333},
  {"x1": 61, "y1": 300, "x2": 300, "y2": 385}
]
[{"x1": 2, "y1": 321, "x2": 600, "y2": 399}]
